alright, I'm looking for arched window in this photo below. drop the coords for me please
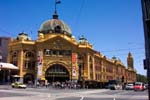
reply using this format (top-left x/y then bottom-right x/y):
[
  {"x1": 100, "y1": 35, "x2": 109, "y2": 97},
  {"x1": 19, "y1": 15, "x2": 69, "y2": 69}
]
[
  {"x1": 25, "y1": 52, "x2": 34, "y2": 58},
  {"x1": 24, "y1": 51, "x2": 35, "y2": 69},
  {"x1": 89, "y1": 56, "x2": 92, "y2": 63},
  {"x1": 12, "y1": 52, "x2": 17, "y2": 57},
  {"x1": 11, "y1": 51, "x2": 18, "y2": 66},
  {"x1": 45, "y1": 49, "x2": 50, "y2": 55},
  {"x1": 54, "y1": 26, "x2": 61, "y2": 33}
]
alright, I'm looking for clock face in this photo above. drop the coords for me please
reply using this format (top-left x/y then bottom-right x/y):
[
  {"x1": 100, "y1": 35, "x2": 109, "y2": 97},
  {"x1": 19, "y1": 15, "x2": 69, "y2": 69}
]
[
  {"x1": 51, "y1": 38, "x2": 72, "y2": 50},
  {"x1": 52, "y1": 39, "x2": 63, "y2": 49}
]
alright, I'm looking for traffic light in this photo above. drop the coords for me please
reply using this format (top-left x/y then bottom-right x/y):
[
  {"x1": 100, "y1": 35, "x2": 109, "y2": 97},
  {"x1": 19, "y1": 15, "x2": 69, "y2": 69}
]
[{"x1": 122, "y1": 76, "x2": 124, "y2": 83}]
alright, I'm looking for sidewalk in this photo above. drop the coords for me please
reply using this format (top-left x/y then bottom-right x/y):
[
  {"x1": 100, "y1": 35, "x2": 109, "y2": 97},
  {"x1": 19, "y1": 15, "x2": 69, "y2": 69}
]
[{"x1": 0, "y1": 85, "x2": 12, "y2": 89}]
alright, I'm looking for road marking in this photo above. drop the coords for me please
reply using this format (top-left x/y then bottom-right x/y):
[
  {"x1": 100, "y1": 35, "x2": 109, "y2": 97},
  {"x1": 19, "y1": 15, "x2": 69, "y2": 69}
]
[
  {"x1": 80, "y1": 96, "x2": 84, "y2": 100},
  {"x1": 113, "y1": 98, "x2": 116, "y2": 100}
]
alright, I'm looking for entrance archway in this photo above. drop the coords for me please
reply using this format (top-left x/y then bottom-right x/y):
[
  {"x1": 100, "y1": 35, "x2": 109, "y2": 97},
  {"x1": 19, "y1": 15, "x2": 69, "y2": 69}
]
[
  {"x1": 45, "y1": 64, "x2": 69, "y2": 82},
  {"x1": 23, "y1": 74, "x2": 34, "y2": 84}
]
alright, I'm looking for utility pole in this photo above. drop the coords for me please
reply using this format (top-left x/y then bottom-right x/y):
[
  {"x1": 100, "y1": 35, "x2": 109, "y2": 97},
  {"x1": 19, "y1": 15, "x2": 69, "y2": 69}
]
[{"x1": 141, "y1": 0, "x2": 150, "y2": 100}]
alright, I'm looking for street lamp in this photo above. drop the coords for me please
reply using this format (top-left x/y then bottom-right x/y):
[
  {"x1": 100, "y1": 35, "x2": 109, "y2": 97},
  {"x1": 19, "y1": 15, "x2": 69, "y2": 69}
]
[
  {"x1": 0, "y1": 55, "x2": 2, "y2": 62},
  {"x1": 8, "y1": 69, "x2": 11, "y2": 84},
  {"x1": 0, "y1": 64, "x2": 2, "y2": 71}
]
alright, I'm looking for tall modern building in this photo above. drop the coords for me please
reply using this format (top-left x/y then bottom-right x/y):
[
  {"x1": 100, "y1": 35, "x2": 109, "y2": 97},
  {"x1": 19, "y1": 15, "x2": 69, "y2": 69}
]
[
  {"x1": 0, "y1": 37, "x2": 19, "y2": 84},
  {"x1": 141, "y1": 0, "x2": 150, "y2": 99},
  {"x1": 0, "y1": 37, "x2": 11, "y2": 62},
  {"x1": 7, "y1": 11, "x2": 136, "y2": 88}
]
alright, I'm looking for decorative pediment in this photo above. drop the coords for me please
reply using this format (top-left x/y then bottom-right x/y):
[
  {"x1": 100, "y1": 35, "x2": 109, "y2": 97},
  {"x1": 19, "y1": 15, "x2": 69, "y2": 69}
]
[{"x1": 37, "y1": 35, "x2": 77, "y2": 50}]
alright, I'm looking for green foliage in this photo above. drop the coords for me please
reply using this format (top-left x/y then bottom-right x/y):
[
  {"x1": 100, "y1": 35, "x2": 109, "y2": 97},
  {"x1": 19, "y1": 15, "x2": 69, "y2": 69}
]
[{"x1": 136, "y1": 74, "x2": 147, "y2": 83}]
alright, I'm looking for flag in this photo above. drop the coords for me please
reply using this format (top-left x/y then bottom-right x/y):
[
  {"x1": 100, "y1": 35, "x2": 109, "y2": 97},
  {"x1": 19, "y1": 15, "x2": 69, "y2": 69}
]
[{"x1": 56, "y1": 0, "x2": 61, "y2": 4}]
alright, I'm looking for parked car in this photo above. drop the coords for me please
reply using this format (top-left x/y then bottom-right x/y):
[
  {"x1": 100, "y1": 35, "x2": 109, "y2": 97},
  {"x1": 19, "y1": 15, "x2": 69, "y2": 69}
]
[
  {"x1": 107, "y1": 80, "x2": 122, "y2": 90},
  {"x1": 11, "y1": 82, "x2": 27, "y2": 89},
  {"x1": 108, "y1": 84, "x2": 122, "y2": 90},
  {"x1": 125, "y1": 83, "x2": 134, "y2": 90},
  {"x1": 134, "y1": 82, "x2": 145, "y2": 91}
]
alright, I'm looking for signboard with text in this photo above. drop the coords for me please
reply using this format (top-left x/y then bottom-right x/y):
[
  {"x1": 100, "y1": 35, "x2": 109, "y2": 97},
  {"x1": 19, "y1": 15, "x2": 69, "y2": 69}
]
[
  {"x1": 72, "y1": 53, "x2": 78, "y2": 76},
  {"x1": 37, "y1": 51, "x2": 43, "y2": 79}
]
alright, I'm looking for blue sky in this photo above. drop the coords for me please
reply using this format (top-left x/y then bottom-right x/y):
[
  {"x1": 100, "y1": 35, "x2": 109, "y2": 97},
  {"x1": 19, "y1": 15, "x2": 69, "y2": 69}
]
[{"x1": 0, "y1": 0, "x2": 146, "y2": 75}]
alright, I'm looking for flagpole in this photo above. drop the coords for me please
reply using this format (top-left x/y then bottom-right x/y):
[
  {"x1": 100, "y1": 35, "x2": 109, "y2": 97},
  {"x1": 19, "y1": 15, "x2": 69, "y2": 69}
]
[{"x1": 55, "y1": 0, "x2": 57, "y2": 13}]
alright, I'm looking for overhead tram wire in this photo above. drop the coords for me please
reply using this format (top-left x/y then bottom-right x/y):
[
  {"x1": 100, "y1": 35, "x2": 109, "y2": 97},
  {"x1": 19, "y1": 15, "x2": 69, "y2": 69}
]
[
  {"x1": 75, "y1": 0, "x2": 85, "y2": 37},
  {"x1": 0, "y1": 27, "x2": 15, "y2": 37},
  {"x1": 101, "y1": 47, "x2": 144, "y2": 53},
  {"x1": 101, "y1": 47, "x2": 145, "y2": 58},
  {"x1": 77, "y1": 0, "x2": 85, "y2": 22},
  {"x1": 105, "y1": 52, "x2": 145, "y2": 57},
  {"x1": 100, "y1": 42, "x2": 145, "y2": 53}
]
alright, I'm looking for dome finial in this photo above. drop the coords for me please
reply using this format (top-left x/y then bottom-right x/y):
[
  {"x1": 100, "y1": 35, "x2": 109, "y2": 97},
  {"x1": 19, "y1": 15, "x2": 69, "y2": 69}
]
[{"x1": 53, "y1": 0, "x2": 61, "y2": 19}]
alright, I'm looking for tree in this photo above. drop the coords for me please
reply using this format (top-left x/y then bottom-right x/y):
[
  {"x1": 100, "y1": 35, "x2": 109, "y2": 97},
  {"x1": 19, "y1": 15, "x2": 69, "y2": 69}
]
[{"x1": 136, "y1": 74, "x2": 147, "y2": 83}]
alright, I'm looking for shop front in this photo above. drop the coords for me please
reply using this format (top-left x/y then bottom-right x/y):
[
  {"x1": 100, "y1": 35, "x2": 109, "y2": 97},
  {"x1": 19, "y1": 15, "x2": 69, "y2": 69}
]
[{"x1": 0, "y1": 63, "x2": 19, "y2": 84}]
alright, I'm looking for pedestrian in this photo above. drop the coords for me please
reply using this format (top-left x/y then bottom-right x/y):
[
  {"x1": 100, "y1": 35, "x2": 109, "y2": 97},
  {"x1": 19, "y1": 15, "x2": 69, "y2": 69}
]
[
  {"x1": 45, "y1": 80, "x2": 48, "y2": 88},
  {"x1": 36, "y1": 81, "x2": 40, "y2": 88}
]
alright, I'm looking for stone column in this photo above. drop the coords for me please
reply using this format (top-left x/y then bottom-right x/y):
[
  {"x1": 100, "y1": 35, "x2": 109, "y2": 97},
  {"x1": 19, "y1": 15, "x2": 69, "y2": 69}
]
[
  {"x1": 92, "y1": 56, "x2": 95, "y2": 80},
  {"x1": 101, "y1": 59, "x2": 104, "y2": 81},
  {"x1": 87, "y1": 54, "x2": 90, "y2": 79},
  {"x1": 19, "y1": 50, "x2": 24, "y2": 83}
]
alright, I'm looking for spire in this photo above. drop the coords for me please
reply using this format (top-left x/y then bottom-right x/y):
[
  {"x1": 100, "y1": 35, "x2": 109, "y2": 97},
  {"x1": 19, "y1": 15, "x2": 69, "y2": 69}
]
[
  {"x1": 53, "y1": 11, "x2": 59, "y2": 19},
  {"x1": 128, "y1": 52, "x2": 132, "y2": 57},
  {"x1": 127, "y1": 52, "x2": 134, "y2": 69},
  {"x1": 53, "y1": 0, "x2": 61, "y2": 19}
]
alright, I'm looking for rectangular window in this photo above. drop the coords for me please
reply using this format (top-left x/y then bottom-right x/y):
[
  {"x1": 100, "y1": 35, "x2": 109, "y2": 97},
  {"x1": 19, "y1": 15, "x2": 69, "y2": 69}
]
[{"x1": 24, "y1": 61, "x2": 28, "y2": 69}]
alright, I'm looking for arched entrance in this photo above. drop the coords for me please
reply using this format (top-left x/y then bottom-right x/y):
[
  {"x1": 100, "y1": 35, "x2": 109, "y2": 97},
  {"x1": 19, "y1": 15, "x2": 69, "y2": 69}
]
[
  {"x1": 45, "y1": 64, "x2": 69, "y2": 82},
  {"x1": 23, "y1": 74, "x2": 34, "y2": 84}
]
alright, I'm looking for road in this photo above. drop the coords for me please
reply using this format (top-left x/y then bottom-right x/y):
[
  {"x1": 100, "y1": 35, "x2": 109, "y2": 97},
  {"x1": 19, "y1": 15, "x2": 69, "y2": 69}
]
[{"x1": 0, "y1": 86, "x2": 148, "y2": 100}]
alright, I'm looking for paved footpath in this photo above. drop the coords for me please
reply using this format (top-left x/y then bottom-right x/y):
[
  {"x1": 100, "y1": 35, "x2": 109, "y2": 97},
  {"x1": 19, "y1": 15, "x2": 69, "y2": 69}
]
[
  {"x1": 0, "y1": 85, "x2": 12, "y2": 89},
  {"x1": 0, "y1": 85, "x2": 148, "y2": 100},
  {"x1": 0, "y1": 86, "x2": 109, "y2": 100}
]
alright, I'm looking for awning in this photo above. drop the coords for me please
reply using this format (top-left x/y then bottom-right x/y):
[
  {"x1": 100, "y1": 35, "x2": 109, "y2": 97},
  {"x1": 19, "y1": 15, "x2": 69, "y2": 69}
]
[
  {"x1": 12, "y1": 75, "x2": 20, "y2": 77},
  {"x1": 0, "y1": 62, "x2": 19, "y2": 70}
]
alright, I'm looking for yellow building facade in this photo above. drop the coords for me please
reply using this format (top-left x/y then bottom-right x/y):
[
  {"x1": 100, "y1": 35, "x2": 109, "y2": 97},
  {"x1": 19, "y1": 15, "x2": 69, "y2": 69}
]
[{"x1": 8, "y1": 13, "x2": 136, "y2": 88}]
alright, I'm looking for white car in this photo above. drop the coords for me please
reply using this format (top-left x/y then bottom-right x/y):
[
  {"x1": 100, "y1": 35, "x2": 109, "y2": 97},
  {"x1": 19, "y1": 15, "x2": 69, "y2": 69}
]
[
  {"x1": 11, "y1": 82, "x2": 27, "y2": 89},
  {"x1": 125, "y1": 84, "x2": 134, "y2": 90}
]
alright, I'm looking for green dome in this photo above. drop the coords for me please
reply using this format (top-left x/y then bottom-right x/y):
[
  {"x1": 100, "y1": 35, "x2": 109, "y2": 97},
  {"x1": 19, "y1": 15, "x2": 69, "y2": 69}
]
[
  {"x1": 16, "y1": 32, "x2": 31, "y2": 40},
  {"x1": 39, "y1": 18, "x2": 72, "y2": 35},
  {"x1": 78, "y1": 35, "x2": 88, "y2": 44}
]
